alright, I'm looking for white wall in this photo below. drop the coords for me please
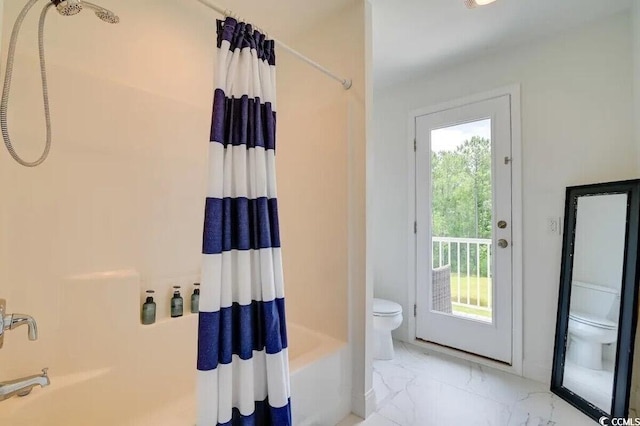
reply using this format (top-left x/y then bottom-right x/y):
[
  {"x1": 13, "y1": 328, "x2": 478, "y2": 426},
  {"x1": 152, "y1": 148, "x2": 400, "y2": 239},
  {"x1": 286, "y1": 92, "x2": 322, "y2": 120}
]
[
  {"x1": 573, "y1": 194, "x2": 627, "y2": 291},
  {"x1": 0, "y1": 1, "x2": 214, "y2": 379},
  {"x1": 372, "y1": 11, "x2": 637, "y2": 383}
]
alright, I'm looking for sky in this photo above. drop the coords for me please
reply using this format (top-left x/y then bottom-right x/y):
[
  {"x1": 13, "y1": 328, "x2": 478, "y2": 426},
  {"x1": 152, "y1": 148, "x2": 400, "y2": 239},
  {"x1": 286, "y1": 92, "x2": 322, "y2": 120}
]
[{"x1": 431, "y1": 119, "x2": 491, "y2": 153}]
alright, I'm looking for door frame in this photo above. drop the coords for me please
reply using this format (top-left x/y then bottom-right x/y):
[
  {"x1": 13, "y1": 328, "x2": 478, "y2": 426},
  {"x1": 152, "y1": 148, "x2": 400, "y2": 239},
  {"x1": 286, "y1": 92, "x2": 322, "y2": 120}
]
[{"x1": 406, "y1": 85, "x2": 523, "y2": 375}]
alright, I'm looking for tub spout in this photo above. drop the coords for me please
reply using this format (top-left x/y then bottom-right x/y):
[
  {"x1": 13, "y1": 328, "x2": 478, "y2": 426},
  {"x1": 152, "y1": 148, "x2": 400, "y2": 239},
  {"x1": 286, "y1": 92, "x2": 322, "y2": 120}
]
[
  {"x1": 0, "y1": 368, "x2": 50, "y2": 402},
  {"x1": 3, "y1": 314, "x2": 38, "y2": 341},
  {"x1": 0, "y1": 299, "x2": 39, "y2": 349}
]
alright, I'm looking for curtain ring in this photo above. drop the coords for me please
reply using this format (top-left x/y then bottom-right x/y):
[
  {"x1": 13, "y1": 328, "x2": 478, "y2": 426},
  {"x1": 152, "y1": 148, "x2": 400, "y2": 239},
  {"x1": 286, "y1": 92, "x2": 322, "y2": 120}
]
[{"x1": 223, "y1": 9, "x2": 240, "y2": 22}]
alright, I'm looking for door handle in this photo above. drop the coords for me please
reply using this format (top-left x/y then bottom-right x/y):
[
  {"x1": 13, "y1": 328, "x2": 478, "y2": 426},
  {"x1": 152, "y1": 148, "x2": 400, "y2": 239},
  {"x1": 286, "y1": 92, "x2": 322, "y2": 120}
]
[{"x1": 498, "y1": 239, "x2": 509, "y2": 248}]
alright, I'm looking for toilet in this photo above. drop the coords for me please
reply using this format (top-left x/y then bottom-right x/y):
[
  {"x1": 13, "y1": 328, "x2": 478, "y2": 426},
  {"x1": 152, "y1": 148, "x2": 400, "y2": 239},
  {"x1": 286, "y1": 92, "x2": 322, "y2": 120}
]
[
  {"x1": 373, "y1": 298, "x2": 403, "y2": 360},
  {"x1": 567, "y1": 281, "x2": 619, "y2": 370}
]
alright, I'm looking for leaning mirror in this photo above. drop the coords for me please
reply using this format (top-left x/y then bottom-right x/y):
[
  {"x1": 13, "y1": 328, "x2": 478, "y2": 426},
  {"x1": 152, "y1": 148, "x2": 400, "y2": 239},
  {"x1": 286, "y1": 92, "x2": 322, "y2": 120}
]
[{"x1": 551, "y1": 179, "x2": 640, "y2": 422}]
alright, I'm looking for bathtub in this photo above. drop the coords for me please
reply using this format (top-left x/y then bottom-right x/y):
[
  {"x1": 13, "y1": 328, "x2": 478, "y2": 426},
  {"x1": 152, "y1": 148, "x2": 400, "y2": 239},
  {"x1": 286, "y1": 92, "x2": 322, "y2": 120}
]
[
  {"x1": 288, "y1": 324, "x2": 351, "y2": 426},
  {"x1": 0, "y1": 320, "x2": 350, "y2": 426}
]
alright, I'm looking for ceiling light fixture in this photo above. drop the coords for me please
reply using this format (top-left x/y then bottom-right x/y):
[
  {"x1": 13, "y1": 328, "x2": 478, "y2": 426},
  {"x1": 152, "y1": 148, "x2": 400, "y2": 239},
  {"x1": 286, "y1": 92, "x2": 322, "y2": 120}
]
[{"x1": 465, "y1": 0, "x2": 498, "y2": 8}]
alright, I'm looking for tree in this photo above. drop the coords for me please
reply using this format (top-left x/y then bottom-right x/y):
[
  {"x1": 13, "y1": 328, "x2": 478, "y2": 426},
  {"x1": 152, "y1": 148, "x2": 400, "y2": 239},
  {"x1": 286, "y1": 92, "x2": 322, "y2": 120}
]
[{"x1": 431, "y1": 136, "x2": 492, "y2": 276}]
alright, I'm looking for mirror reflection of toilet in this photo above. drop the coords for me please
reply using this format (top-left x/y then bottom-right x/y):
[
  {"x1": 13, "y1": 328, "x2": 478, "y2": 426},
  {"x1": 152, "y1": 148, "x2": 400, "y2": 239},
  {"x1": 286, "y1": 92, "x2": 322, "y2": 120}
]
[
  {"x1": 373, "y1": 298, "x2": 403, "y2": 360},
  {"x1": 567, "y1": 281, "x2": 619, "y2": 370}
]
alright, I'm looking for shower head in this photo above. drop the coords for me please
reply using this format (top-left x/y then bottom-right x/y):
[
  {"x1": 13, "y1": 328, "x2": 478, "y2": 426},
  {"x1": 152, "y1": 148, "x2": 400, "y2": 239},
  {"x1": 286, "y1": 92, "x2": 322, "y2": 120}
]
[
  {"x1": 83, "y1": 1, "x2": 119, "y2": 24},
  {"x1": 93, "y1": 9, "x2": 119, "y2": 24},
  {"x1": 50, "y1": 0, "x2": 119, "y2": 23},
  {"x1": 95, "y1": 8, "x2": 120, "y2": 24},
  {"x1": 53, "y1": 0, "x2": 82, "y2": 16}
]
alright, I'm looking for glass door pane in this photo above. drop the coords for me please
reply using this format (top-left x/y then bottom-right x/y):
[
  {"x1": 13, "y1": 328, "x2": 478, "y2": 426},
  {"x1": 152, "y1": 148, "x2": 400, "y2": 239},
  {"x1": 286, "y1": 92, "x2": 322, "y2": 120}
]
[{"x1": 430, "y1": 119, "x2": 493, "y2": 323}]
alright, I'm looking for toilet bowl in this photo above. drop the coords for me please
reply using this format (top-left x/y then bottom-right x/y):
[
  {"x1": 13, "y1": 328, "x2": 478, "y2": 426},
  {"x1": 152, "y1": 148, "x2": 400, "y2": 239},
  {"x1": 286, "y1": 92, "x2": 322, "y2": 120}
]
[
  {"x1": 566, "y1": 280, "x2": 620, "y2": 371},
  {"x1": 568, "y1": 311, "x2": 617, "y2": 370},
  {"x1": 373, "y1": 298, "x2": 403, "y2": 360}
]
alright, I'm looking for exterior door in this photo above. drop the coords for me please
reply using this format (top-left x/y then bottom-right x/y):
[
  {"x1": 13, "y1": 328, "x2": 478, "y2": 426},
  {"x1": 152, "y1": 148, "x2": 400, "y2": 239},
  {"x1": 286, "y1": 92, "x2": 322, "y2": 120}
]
[{"x1": 415, "y1": 95, "x2": 513, "y2": 364}]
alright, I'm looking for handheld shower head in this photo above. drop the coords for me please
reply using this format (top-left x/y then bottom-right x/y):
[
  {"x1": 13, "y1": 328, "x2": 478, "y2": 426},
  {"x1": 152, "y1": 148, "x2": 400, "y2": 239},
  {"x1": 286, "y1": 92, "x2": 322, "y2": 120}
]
[
  {"x1": 52, "y1": 0, "x2": 82, "y2": 16},
  {"x1": 50, "y1": 0, "x2": 119, "y2": 23},
  {"x1": 83, "y1": 1, "x2": 119, "y2": 24},
  {"x1": 93, "y1": 9, "x2": 119, "y2": 24}
]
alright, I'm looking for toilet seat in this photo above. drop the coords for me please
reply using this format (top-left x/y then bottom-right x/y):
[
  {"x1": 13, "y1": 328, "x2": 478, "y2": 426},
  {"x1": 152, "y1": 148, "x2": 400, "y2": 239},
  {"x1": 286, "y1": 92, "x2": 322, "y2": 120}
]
[
  {"x1": 569, "y1": 311, "x2": 617, "y2": 330},
  {"x1": 373, "y1": 298, "x2": 402, "y2": 317}
]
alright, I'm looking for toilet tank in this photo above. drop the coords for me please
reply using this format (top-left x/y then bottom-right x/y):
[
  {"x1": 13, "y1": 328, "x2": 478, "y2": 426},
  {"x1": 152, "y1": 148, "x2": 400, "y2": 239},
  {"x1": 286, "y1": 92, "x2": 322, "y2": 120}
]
[{"x1": 570, "y1": 280, "x2": 620, "y2": 320}]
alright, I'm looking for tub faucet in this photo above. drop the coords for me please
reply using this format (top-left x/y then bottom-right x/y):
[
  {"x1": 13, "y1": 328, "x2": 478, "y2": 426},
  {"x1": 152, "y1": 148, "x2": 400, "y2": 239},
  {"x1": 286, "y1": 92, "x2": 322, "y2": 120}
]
[
  {"x1": 0, "y1": 299, "x2": 38, "y2": 349},
  {"x1": 0, "y1": 368, "x2": 50, "y2": 402}
]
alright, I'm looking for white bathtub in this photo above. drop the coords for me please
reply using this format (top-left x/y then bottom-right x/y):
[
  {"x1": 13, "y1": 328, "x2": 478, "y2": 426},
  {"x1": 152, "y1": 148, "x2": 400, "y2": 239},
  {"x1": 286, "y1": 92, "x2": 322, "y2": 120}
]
[
  {"x1": 0, "y1": 321, "x2": 350, "y2": 426},
  {"x1": 288, "y1": 324, "x2": 351, "y2": 426}
]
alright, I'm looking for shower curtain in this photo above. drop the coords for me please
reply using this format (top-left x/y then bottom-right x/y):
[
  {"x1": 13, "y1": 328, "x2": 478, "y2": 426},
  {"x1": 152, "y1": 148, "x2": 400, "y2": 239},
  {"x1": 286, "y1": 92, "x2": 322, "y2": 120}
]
[{"x1": 197, "y1": 17, "x2": 291, "y2": 426}]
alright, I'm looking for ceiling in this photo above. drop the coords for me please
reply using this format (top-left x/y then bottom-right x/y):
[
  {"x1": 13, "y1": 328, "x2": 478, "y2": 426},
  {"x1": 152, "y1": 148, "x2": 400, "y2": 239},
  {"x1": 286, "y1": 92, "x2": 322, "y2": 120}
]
[{"x1": 372, "y1": 0, "x2": 633, "y2": 89}]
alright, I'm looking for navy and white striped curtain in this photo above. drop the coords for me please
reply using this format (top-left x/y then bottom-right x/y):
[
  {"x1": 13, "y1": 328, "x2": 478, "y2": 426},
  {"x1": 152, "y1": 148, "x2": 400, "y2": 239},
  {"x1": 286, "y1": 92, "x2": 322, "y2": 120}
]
[{"x1": 197, "y1": 17, "x2": 291, "y2": 426}]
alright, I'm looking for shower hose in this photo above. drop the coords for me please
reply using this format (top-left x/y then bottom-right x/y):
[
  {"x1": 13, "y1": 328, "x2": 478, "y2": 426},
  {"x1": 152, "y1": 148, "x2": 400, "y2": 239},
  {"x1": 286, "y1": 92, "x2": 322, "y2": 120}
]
[{"x1": 1, "y1": 0, "x2": 54, "y2": 167}]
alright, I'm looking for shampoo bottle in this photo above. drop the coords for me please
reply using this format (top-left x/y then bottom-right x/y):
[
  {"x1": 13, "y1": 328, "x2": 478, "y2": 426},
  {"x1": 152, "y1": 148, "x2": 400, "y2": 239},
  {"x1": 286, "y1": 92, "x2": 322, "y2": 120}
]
[
  {"x1": 190, "y1": 283, "x2": 200, "y2": 314},
  {"x1": 171, "y1": 286, "x2": 183, "y2": 318},
  {"x1": 141, "y1": 290, "x2": 156, "y2": 325}
]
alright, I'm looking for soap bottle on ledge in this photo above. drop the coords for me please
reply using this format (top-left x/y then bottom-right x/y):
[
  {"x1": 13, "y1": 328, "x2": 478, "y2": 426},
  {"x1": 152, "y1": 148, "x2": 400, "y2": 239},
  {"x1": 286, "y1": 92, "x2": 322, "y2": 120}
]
[
  {"x1": 191, "y1": 283, "x2": 200, "y2": 314},
  {"x1": 171, "y1": 285, "x2": 183, "y2": 318},
  {"x1": 141, "y1": 290, "x2": 156, "y2": 325}
]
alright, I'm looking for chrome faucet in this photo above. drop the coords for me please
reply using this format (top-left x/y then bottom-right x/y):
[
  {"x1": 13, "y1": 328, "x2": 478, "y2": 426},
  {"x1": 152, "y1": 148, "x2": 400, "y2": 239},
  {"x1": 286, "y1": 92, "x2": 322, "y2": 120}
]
[
  {"x1": 0, "y1": 299, "x2": 50, "y2": 402},
  {"x1": 0, "y1": 368, "x2": 50, "y2": 401},
  {"x1": 0, "y1": 299, "x2": 38, "y2": 349}
]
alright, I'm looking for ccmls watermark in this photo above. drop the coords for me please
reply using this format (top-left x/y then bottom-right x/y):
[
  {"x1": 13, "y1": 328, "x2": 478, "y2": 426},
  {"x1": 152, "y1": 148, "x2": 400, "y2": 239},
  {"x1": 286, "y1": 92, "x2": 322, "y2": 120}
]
[{"x1": 599, "y1": 417, "x2": 640, "y2": 426}]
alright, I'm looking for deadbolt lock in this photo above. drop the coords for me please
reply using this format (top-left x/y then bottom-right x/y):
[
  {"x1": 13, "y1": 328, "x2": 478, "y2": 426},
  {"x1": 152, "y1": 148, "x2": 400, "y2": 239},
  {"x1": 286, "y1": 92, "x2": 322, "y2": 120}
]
[{"x1": 497, "y1": 220, "x2": 507, "y2": 229}]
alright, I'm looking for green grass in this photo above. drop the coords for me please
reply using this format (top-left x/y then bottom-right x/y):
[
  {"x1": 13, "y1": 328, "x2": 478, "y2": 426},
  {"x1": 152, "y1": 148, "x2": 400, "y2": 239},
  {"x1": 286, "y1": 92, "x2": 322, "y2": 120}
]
[
  {"x1": 453, "y1": 304, "x2": 491, "y2": 319},
  {"x1": 448, "y1": 272, "x2": 492, "y2": 319}
]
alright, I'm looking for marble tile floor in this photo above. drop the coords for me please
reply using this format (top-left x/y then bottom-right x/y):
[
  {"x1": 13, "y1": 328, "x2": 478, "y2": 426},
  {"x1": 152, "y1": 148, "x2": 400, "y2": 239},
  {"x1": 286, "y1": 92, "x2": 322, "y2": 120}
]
[{"x1": 339, "y1": 341, "x2": 594, "y2": 426}]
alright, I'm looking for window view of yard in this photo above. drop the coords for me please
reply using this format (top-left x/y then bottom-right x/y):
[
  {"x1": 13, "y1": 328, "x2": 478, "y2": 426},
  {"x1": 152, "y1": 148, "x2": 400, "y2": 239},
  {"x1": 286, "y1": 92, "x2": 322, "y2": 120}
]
[
  {"x1": 431, "y1": 120, "x2": 493, "y2": 321},
  {"x1": 450, "y1": 273, "x2": 492, "y2": 319}
]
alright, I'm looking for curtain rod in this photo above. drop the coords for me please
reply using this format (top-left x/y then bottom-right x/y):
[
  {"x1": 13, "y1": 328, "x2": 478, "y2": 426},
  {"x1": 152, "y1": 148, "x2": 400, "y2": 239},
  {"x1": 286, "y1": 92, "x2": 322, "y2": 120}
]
[{"x1": 195, "y1": 0, "x2": 353, "y2": 90}]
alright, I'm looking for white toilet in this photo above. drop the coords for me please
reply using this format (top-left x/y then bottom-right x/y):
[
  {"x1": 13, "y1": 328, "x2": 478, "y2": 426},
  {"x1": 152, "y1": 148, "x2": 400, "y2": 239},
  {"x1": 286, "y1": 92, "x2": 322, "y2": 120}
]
[
  {"x1": 567, "y1": 281, "x2": 619, "y2": 370},
  {"x1": 373, "y1": 298, "x2": 403, "y2": 360}
]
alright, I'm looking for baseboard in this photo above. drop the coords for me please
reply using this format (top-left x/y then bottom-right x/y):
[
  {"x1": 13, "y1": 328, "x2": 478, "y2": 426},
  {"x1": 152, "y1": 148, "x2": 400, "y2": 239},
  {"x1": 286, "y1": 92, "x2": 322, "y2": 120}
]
[
  {"x1": 522, "y1": 359, "x2": 552, "y2": 385},
  {"x1": 351, "y1": 387, "x2": 376, "y2": 419}
]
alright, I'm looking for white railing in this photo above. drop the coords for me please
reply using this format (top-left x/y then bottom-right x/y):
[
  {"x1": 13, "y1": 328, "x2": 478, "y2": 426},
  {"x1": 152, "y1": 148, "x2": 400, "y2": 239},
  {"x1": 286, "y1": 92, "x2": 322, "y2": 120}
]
[{"x1": 432, "y1": 236, "x2": 492, "y2": 316}]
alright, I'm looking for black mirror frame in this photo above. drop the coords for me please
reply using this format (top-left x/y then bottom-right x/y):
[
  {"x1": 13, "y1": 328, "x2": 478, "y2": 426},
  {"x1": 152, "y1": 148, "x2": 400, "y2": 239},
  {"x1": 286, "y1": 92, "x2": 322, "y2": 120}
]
[{"x1": 551, "y1": 179, "x2": 640, "y2": 422}]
